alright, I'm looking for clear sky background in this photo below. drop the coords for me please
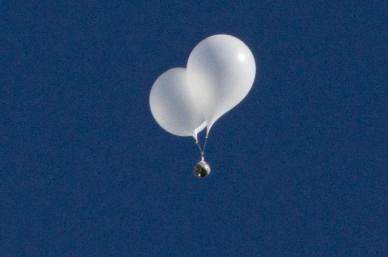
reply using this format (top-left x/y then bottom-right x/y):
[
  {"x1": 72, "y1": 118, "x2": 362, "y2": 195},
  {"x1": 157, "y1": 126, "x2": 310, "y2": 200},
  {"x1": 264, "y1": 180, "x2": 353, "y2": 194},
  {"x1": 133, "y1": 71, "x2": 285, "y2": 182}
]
[{"x1": 1, "y1": 1, "x2": 387, "y2": 256}]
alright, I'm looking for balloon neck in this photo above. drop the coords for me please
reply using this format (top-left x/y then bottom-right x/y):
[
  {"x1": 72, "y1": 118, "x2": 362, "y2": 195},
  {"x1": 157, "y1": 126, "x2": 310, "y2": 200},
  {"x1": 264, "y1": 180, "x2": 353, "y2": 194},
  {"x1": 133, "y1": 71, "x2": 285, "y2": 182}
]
[
  {"x1": 193, "y1": 134, "x2": 199, "y2": 144},
  {"x1": 206, "y1": 126, "x2": 212, "y2": 137}
]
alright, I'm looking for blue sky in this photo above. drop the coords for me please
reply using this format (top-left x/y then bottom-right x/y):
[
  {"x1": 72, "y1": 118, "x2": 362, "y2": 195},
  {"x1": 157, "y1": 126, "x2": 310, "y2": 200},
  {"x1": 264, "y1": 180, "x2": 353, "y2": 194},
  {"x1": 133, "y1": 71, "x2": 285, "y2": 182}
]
[{"x1": 1, "y1": 1, "x2": 386, "y2": 256}]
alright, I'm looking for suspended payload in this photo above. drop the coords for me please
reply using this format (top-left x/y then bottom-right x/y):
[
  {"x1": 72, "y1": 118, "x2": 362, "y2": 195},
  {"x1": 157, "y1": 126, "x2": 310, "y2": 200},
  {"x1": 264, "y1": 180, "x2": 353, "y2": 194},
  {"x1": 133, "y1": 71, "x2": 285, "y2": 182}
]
[
  {"x1": 194, "y1": 159, "x2": 211, "y2": 178},
  {"x1": 149, "y1": 34, "x2": 256, "y2": 178}
]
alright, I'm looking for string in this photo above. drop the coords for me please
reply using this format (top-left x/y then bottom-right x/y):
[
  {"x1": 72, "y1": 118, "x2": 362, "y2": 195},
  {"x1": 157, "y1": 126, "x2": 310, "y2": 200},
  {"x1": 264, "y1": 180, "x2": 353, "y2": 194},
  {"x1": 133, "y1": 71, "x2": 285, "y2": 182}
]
[
  {"x1": 202, "y1": 134, "x2": 209, "y2": 156},
  {"x1": 195, "y1": 138, "x2": 203, "y2": 158},
  {"x1": 195, "y1": 133, "x2": 209, "y2": 161}
]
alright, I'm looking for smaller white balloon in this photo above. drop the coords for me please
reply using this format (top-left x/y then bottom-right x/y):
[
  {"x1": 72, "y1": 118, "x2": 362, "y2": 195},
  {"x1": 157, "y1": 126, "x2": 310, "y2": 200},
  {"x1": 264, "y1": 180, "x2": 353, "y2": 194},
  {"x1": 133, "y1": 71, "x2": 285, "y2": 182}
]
[
  {"x1": 149, "y1": 68, "x2": 206, "y2": 139},
  {"x1": 187, "y1": 34, "x2": 256, "y2": 133}
]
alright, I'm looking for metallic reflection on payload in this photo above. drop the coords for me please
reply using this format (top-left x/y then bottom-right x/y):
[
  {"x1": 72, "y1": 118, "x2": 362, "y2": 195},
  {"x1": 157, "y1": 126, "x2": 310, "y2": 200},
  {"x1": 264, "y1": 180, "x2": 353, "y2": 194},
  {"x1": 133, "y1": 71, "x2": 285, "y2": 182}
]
[{"x1": 194, "y1": 160, "x2": 211, "y2": 178}]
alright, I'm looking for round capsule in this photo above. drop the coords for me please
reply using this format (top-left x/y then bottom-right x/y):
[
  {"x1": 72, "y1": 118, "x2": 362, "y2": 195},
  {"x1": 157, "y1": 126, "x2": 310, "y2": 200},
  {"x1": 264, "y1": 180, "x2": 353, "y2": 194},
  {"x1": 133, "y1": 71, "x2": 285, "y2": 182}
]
[{"x1": 194, "y1": 160, "x2": 211, "y2": 178}]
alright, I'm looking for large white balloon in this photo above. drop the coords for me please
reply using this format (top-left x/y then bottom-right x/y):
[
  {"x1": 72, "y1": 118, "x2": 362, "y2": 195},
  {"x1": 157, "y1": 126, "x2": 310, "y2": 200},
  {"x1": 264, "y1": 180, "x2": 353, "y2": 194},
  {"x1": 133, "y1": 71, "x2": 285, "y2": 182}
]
[
  {"x1": 187, "y1": 34, "x2": 256, "y2": 133},
  {"x1": 149, "y1": 68, "x2": 206, "y2": 139}
]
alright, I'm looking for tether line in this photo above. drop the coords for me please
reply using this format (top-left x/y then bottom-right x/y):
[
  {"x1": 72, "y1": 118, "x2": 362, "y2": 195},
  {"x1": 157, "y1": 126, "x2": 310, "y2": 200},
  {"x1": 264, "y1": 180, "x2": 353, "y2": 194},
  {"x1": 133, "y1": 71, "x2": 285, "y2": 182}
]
[{"x1": 195, "y1": 134, "x2": 209, "y2": 160}]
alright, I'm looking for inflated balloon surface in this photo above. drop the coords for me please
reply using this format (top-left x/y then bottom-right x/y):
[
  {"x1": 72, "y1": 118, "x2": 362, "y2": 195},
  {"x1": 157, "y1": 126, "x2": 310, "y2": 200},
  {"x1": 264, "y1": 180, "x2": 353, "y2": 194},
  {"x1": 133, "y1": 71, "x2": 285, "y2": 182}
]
[
  {"x1": 149, "y1": 68, "x2": 206, "y2": 139},
  {"x1": 150, "y1": 34, "x2": 256, "y2": 138}
]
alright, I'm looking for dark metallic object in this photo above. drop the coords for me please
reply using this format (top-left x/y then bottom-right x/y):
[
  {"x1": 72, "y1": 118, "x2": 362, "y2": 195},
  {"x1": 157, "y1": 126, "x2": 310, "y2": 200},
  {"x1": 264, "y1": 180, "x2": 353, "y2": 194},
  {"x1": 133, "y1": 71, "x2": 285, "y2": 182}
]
[{"x1": 194, "y1": 159, "x2": 211, "y2": 178}]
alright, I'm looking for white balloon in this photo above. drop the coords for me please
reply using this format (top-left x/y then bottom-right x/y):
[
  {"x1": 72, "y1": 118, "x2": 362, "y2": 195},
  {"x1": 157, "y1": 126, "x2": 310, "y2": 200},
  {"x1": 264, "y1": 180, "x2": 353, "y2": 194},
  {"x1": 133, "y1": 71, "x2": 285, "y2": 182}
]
[
  {"x1": 187, "y1": 34, "x2": 256, "y2": 133},
  {"x1": 150, "y1": 68, "x2": 206, "y2": 139}
]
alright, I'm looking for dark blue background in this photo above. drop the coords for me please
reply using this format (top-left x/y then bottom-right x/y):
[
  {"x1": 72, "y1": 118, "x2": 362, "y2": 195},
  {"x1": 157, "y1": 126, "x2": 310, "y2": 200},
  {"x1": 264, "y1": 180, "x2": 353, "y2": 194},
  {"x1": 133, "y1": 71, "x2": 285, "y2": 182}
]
[{"x1": 1, "y1": 1, "x2": 387, "y2": 256}]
